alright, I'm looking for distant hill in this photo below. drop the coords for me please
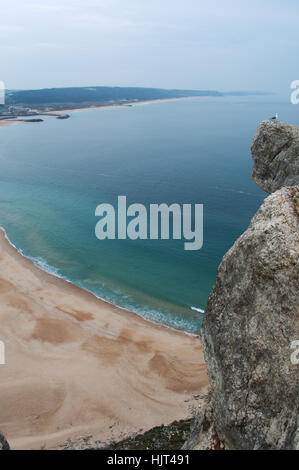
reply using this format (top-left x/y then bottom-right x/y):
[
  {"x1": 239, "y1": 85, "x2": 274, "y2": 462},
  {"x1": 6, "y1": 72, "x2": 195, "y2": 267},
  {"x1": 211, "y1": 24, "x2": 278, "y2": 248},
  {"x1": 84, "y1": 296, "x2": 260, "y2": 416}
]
[
  {"x1": 4, "y1": 86, "x2": 222, "y2": 110},
  {"x1": 223, "y1": 91, "x2": 273, "y2": 96},
  {"x1": 2, "y1": 86, "x2": 272, "y2": 113}
]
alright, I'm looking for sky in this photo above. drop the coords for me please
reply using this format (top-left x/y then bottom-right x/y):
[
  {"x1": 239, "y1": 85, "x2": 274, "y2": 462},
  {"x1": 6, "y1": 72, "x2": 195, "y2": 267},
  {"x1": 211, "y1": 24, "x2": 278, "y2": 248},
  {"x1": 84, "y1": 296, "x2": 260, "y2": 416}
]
[{"x1": 0, "y1": 0, "x2": 298, "y2": 92}]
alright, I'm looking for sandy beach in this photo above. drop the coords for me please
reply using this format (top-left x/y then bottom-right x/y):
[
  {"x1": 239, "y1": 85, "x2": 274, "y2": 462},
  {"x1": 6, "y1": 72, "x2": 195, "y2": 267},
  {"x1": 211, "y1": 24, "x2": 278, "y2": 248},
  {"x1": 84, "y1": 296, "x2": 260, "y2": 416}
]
[
  {"x1": 46, "y1": 96, "x2": 202, "y2": 115},
  {"x1": 0, "y1": 120, "x2": 20, "y2": 128},
  {"x1": 0, "y1": 97, "x2": 202, "y2": 125},
  {"x1": 0, "y1": 229, "x2": 208, "y2": 450}
]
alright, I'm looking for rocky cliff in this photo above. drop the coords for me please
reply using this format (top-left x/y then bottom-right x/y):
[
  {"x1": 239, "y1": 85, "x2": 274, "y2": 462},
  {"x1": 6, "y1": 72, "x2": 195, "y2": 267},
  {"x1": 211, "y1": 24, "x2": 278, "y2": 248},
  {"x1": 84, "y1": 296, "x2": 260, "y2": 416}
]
[
  {"x1": 185, "y1": 121, "x2": 299, "y2": 450},
  {"x1": 252, "y1": 121, "x2": 299, "y2": 193}
]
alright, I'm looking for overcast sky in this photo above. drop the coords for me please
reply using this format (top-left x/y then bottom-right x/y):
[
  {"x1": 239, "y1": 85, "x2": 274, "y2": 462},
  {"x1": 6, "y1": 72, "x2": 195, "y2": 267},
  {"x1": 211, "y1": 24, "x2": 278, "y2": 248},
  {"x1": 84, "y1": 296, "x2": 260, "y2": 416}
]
[{"x1": 0, "y1": 0, "x2": 298, "y2": 92}]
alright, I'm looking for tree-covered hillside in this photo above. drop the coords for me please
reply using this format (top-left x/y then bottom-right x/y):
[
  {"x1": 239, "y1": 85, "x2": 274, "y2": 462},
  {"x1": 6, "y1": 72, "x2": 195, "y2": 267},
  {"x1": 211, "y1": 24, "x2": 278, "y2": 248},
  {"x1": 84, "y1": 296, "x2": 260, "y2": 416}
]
[{"x1": 5, "y1": 86, "x2": 222, "y2": 108}]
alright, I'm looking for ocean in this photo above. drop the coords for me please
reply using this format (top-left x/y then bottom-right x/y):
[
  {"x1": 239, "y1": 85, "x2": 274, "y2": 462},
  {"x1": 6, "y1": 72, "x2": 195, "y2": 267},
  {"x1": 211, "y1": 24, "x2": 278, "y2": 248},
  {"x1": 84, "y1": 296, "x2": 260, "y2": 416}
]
[{"x1": 0, "y1": 94, "x2": 298, "y2": 333}]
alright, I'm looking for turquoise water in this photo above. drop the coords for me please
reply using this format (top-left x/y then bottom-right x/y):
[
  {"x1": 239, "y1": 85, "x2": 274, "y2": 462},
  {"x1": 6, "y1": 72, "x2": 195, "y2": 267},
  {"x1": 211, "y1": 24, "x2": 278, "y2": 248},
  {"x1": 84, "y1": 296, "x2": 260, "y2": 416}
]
[{"x1": 0, "y1": 96, "x2": 298, "y2": 333}]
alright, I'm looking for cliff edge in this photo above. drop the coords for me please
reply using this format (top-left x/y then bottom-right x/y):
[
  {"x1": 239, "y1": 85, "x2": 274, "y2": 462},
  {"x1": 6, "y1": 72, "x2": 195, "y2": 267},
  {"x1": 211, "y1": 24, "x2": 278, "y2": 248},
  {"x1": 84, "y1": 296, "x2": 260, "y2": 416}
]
[
  {"x1": 252, "y1": 120, "x2": 299, "y2": 193},
  {"x1": 185, "y1": 122, "x2": 299, "y2": 450}
]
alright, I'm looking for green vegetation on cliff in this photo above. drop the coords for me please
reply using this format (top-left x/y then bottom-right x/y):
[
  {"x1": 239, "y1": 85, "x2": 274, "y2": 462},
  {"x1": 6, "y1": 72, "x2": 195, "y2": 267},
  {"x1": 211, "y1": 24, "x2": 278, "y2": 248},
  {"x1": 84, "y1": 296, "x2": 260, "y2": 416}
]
[{"x1": 4, "y1": 86, "x2": 222, "y2": 109}]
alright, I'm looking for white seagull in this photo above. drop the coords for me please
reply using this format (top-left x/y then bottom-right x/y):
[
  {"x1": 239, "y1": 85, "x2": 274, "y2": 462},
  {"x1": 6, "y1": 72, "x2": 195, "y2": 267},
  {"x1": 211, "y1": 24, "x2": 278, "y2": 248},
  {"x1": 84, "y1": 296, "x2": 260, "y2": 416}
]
[{"x1": 270, "y1": 113, "x2": 279, "y2": 121}]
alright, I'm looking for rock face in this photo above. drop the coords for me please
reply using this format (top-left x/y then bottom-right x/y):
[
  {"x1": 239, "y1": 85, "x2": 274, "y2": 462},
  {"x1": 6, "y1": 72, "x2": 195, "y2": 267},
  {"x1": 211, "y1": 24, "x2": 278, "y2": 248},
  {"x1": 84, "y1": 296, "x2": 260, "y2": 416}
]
[
  {"x1": 0, "y1": 433, "x2": 10, "y2": 450},
  {"x1": 201, "y1": 186, "x2": 299, "y2": 450},
  {"x1": 252, "y1": 121, "x2": 299, "y2": 193},
  {"x1": 184, "y1": 122, "x2": 299, "y2": 450}
]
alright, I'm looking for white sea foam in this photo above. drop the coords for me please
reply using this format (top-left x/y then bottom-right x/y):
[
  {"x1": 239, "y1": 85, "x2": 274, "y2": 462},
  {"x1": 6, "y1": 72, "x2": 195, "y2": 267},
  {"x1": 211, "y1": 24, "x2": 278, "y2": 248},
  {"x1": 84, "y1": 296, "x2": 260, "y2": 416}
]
[
  {"x1": 0, "y1": 227, "x2": 69, "y2": 283},
  {"x1": 29, "y1": 256, "x2": 62, "y2": 278},
  {"x1": 191, "y1": 306, "x2": 205, "y2": 314},
  {"x1": 0, "y1": 226, "x2": 199, "y2": 337}
]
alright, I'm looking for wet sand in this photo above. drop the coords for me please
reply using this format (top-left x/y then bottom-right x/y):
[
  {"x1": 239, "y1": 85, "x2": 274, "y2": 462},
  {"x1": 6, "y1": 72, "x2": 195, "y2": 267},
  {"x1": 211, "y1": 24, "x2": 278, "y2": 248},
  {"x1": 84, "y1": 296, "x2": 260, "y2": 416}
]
[{"x1": 0, "y1": 229, "x2": 208, "y2": 450}]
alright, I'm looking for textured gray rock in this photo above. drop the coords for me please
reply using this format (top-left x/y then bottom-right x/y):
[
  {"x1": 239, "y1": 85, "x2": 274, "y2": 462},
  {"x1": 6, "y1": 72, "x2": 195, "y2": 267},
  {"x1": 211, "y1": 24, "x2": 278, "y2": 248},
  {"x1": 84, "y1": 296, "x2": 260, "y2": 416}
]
[
  {"x1": 184, "y1": 121, "x2": 299, "y2": 450},
  {"x1": 199, "y1": 186, "x2": 299, "y2": 449},
  {"x1": 0, "y1": 432, "x2": 10, "y2": 450},
  {"x1": 251, "y1": 120, "x2": 299, "y2": 193},
  {"x1": 183, "y1": 394, "x2": 225, "y2": 450}
]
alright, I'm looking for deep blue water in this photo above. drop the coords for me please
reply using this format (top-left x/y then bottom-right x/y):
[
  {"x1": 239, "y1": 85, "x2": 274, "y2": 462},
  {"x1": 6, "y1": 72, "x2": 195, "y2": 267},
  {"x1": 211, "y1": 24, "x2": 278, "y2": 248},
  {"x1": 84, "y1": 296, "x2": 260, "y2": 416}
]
[{"x1": 0, "y1": 95, "x2": 298, "y2": 332}]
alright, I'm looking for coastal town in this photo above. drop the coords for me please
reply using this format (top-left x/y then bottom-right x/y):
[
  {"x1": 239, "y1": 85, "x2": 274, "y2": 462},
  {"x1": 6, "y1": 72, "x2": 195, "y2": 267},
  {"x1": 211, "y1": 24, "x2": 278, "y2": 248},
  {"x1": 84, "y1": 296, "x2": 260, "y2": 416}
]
[{"x1": 0, "y1": 105, "x2": 70, "y2": 122}]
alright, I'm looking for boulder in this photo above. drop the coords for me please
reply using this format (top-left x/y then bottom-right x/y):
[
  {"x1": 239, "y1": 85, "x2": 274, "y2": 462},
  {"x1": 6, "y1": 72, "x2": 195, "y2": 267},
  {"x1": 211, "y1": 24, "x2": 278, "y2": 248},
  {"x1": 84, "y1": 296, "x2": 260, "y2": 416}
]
[{"x1": 251, "y1": 120, "x2": 299, "y2": 193}]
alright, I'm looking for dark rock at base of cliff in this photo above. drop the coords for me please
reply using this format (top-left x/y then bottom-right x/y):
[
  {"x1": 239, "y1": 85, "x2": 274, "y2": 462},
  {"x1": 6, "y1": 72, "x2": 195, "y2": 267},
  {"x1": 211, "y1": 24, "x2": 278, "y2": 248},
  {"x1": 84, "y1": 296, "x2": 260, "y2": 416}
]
[
  {"x1": 102, "y1": 419, "x2": 193, "y2": 451},
  {"x1": 0, "y1": 433, "x2": 10, "y2": 450},
  {"x1": 183, "y1": 394, "x2": 225, "y2": 450},
  {"x1": 55, "y1": 419, "x2": 194, "y2": 450}
]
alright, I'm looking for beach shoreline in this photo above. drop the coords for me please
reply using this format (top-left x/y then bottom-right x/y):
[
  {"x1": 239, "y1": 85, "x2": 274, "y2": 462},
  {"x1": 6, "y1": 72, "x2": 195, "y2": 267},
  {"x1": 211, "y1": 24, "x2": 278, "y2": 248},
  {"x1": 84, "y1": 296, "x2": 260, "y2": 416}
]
[
  {"x1": 1, "y1": 227, "x2": 199, "y2": 337},
  {"x1": 0, "y1": 120, "x2": 20, "y2": 128},
  {"x1": 0, "y1": 97, "x2": 204, "y2": 339},
  {"x1": 0, "y1": 227, "x2": 208, "y2": 450},
  {"x1": 45, "y1": 95, "x2": 202, "y2": 115},
  {"x1": 0, "y1": 96, "x2": 202, "y2": 128}
]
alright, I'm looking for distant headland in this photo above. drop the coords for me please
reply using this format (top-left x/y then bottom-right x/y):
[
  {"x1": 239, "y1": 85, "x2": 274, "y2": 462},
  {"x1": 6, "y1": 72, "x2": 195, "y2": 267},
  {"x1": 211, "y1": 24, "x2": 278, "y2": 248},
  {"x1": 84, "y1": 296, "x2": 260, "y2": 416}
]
[{"x1": 0, "y1": 86, "x2": 271, "y2": 122}]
